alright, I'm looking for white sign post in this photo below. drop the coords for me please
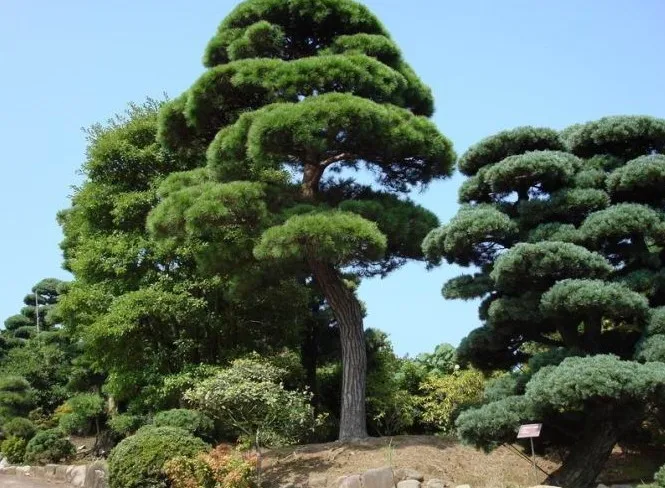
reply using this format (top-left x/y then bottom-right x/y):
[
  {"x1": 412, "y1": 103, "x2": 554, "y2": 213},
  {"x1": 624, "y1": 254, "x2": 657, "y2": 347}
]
[{"x1": 517, "y1": 423, "x2": 542, "y2": 482}]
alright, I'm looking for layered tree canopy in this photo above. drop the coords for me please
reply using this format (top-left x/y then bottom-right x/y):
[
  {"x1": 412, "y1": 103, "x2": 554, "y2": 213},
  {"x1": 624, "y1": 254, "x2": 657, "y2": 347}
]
[
  {"x1": 424, "y1": 115, "x2": 665, "y2": 487},
  {"x1": 147, "y1": 0, "x2": 455, "y2": 439}
]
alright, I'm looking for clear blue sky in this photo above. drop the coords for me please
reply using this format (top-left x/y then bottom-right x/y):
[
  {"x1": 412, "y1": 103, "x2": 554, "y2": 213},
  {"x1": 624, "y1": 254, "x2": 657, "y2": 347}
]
[{"x1": 1, "y1": 1, "x2": 664, "y2": 357}]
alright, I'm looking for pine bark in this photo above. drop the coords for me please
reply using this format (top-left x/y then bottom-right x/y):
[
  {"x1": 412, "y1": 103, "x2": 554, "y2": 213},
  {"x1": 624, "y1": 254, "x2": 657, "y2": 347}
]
[{"x1": 307, "y1": 257, "x2": 368, "y2": 440}]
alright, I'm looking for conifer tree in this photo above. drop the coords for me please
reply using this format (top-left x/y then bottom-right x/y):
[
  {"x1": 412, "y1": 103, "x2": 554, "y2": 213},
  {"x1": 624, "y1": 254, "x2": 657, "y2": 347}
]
[
  {"x1": 424, "y1": 116, "x2": 665, "y2": 487},
  {"x1": 149, "y1": 0, "x2": 455, "y2": 439}
]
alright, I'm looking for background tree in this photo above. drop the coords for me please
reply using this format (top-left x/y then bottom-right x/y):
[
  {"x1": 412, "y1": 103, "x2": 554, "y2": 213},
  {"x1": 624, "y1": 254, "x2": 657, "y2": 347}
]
[
  {"x1": 148, "y1": 0, "x2": 454, "y2": 440},
  {"x1": 58, "y1": 100, "x2": 320, "y2": 414},
  {"x1": 424, "y1": 116, "x2": 665, "y2": 487}
]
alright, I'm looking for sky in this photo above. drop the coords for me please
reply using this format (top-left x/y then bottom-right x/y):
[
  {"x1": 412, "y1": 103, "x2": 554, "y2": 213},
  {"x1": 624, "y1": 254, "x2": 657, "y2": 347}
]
[{"x1": 1, "y1": 1, "x2": 665, "y2": 357}]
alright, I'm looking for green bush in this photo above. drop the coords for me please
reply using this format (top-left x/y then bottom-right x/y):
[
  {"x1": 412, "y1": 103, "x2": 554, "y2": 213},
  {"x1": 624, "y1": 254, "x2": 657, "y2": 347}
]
[
  {"x1": 58, "y1": 393, "x2": 105, "y2": 435},
  {"x1": 1, "y1": 436, "x2": 27, "y2": 464},
  {"x1": 108, "y1": 413, "x2": 148, "y2": 438},
  {"x1": 108, "y1": 426, "x2": 208, "y2": 488},
  {"x1": 3, "y1": 417, "x2": 36, "y2": 440},
  {"x1": 24, "y1": 428, "x2": 75, "y2": 464},
  {"x1": 152, "y1": 409, "x2": 214, "y2": 440}
]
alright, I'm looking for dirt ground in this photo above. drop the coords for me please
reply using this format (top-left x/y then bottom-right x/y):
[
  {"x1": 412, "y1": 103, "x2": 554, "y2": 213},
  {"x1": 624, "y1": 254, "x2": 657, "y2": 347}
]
[{"x1": 262, "y1": 435, "x2": 664, "y2": 488}]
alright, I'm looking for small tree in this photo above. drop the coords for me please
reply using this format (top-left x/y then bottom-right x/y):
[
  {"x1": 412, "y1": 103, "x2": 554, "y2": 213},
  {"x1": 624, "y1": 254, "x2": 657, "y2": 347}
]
[
  {"x1": 0, "y1": 376, "x2": 33, "y2": 420},
  {"x1": 185, "y1": 357, "x2": 323, "y2": 484}
]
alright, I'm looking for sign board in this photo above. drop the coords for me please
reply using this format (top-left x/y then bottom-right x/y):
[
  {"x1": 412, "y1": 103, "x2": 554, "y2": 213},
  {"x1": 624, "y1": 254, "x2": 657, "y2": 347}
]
[{"x1": 517, "y1": 423, "x2": 542, "y2": 439}]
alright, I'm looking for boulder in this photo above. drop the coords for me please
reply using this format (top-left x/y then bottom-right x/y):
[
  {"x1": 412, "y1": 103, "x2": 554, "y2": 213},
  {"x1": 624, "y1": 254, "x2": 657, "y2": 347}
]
[
  {"x1": 44, "y1": 464, "x2": 58, "y2": 478},
  {"x1": 397, "y1": 481, "x2": 421, "y2": 488},
  {"x1": 84, "y1": 460, "x2": 109, "y2": 488},
  {"x1": 426, "y1": 480, "x2": 446, "y2": 488},
  {"x1": 362, "y1": 466, "x2": 395, "y2": 488},
  {"x1": 55, "y1": 464, "x2": 69, "y2": 480},
  {"x1": 394, "y1": 468, "x2": 425, "y2": 482},
  {"x1": 66, "y1": 464, "x2": 87, "y2": 487},
  {"x1": 0, "y1": 466, "x2": 16, "y2": 475},
  {"x1": 338, "y1": 474, "x2": 362, "y2": 488},
  {"x1": 0, "y1": 457, "x2": 8, "y2": 468},
  {"x1": 16, "y1": 466, "x2": 32, "y2": 476}
]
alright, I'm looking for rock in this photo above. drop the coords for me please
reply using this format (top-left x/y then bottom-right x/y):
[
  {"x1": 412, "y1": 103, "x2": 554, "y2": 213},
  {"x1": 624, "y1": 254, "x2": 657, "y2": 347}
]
[
  {"x1": 67, "y1": 464, "x2": 88, "y2": 487},
  {"x1": 85, "y1": 460, "x2": 109, "y2": 488},
  {"x1": 338, "y1": 474, "x2": 362, "y2": 488},
  {"x1": 279, "y1": 484, "x2": 296, "y2": 488},
  {"x1": 0, "y1": 466, "x2": 16, "y2": 475},
  {"x1": 394, "y1": 468, "x2": 425, "y2": 482},
  {"x1": 16, "y1": 465, "x2": 32, "y2": 476},
  {"x1": 426, "y1": 480, "x2": 446, "y2": 488},
  {"x1": 530, "y1": 486, "x2": 561, "y2": 488},
  {"x1": 362, "y1": 466, "x2": 395, "y2": 488},
  {"x1": 44, "y1": 464, "x2": 58, "y2": 478},
  {"x1": 455, "y1": 485, "x2": 471, "y2": 488},
  {"x1": 32, "y1": 466, "x2": 45, "y2": 478},
  {"x1": 397, "y1": 481, "x2": 421, "y2": 488},
  {"x1": 55, "y1": 464, "x2": 69, "y2": 480},
  {"x1": 0, "y1": 457, "x2": 8, "y2": 468}
]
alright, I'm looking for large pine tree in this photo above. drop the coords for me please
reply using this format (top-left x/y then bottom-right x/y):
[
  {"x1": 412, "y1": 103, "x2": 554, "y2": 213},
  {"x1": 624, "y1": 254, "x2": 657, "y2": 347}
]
[
  {"x1": 149, "y1": 0, "x2": 454, "y2": 439},
  {"x1": 424, "y1": 116, "x2": 665, "y2": 487}
]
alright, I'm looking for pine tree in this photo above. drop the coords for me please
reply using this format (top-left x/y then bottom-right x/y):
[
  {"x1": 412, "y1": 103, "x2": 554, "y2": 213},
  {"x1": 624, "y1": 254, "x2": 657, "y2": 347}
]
[
  {"x1": 149, "y1": 0, "x2": 455, "y2": 439},
  {"x1": 424, "y1": 116, "x2": 665, "y2": 487}
]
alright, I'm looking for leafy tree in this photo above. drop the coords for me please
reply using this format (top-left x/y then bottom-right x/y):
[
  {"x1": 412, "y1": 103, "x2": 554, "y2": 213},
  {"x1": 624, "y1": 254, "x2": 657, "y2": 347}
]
[
  {"x1": 57, "y1": 100, "x2": 323, "y2": 413},
  {"x1": 424, "y1": 116, "x2": 665, "y2": 487},
  {"x1": 3, "y1": 278, "x2": 66, "y2": 341},
  {"x1": 418, "y1": 368, "x2": 485, "y2": 433},
  {"x1": 148, "y1": 0, "x2": 454, "y2": 440},
  {"x1": 415, "y1": 342, "x2": 457, "y2": 375}
]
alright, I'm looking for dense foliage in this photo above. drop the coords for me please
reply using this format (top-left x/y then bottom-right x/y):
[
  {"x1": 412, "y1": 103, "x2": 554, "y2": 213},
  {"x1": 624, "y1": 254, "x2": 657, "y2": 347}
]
[
  {"x1": 424, "y1": 115, "x2": 665, "y2": 487},
  {"x1": 152, "y1": 409, "x2": 215, "y2": 440},
  {"x1": 164, "y1": 445, "x2": 257, "y2": 488},
  {"x1": 108, "y1": 426, "x2": 209, "y2": 488},
  {"x1": 147, "y1": 0, "x2": 454, "y2": 440},
  {"x1": 24, "y1": 428, "x2": 75, "y2": 465}
]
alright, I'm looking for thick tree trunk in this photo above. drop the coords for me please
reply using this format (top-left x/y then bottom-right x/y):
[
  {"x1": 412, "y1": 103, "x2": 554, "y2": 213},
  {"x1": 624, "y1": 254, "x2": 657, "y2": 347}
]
[
  {"x1": 307, "y1": 257, "x2": 368, "y2": 440},
  {"x1": 546, "y1": 404, "x2": 640, "y2": 488}
]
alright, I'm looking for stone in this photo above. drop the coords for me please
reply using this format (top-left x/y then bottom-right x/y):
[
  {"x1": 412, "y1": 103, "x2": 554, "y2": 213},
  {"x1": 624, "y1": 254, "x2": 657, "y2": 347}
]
[
  {"x1": 67, "y1": 464, "x2": 88, "y2": 486},
  {"x1": 32, "y1": 466, "x2": 46, "y2": 478},
  {"x1": 394, "y1": 468, "x2": 425, "y2": 482},
  {"x1": 338, "y1": 474, "x2": 362, "y2": 488},
  {"x1": 44, "y1": 464, "x2": 58, "y2": 478},
  {"x1": 529, "y1": 486, "x2": 561, "y2": 488},
  {"x1": 0, "y1": 457, "x2": 8, "y2": 468},
  {"x1": 55, "y1": 464, "x2": 69, "y2": 480},
  {"x1": 362, "y1": 466, "x2": 395, "y2": 488},
  {"x1": 16, "y1": 465, "x2": 32, "y2": 476},
  {"x1": 0, "y1": 466, "x2": 17, "y2": 475},
  {"x1": 85, "y1": 460, "x2": 109, "y2": 488},
  {"x1": 455, "y1": 485, "x2": 471, "y2": 488},
  {"x1": 426, "y1": 480, "x2": 446, "y2": 488},
  {"x1": 397, "y1": 481, "x2": 421, "y2": 488}
]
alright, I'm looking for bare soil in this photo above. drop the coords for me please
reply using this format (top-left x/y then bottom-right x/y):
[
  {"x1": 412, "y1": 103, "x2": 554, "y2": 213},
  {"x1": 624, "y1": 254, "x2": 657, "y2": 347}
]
[{"x1": 262, "y1": 435, "x2": 664, "y2": 488}]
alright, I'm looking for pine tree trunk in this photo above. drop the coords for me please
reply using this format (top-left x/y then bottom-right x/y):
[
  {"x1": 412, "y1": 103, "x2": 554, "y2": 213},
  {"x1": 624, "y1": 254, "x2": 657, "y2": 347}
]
[
  {"x1": 307, "y1": 257, "x2": 368, "y2": 440},
  {"x1": 545, "y1": 404, "x2": 641, "y2": 488}
]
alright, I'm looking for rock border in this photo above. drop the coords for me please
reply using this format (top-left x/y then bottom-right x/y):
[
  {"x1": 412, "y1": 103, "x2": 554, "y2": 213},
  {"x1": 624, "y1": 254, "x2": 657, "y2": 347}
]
[{"x1": 0, "y1": 460, "x2": 108, "y2": 488}]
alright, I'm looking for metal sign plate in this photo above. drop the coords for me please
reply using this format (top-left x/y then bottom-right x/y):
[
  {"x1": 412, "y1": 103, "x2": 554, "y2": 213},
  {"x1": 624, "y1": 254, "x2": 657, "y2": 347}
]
[{"x1": 517, "y1": 423, "x2": 542, "y2": 439}]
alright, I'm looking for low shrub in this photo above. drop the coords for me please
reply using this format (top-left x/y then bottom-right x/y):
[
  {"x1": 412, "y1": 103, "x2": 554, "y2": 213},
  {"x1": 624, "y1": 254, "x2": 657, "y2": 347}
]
[
  {"x1": 58, "y1": 393, "x2": 105, "y2": 435},
  {"x1": 152, "y1": 409, "x2": 214, "y2": 440},
  {"x1": 1, "y1": 436, "x2": 27, "y2": 464},
  {"x1": 3, "y1": 417, "x2": 36, "y2": 440},
  {"x1": 24, "y1": 428, "x2": 75, "y2": 464},
  {"x1": 164, "y1": 445, "x2": 256, "y2": 488},
  {"x1": 108, "y1": 426, "x2": 208, "y2": 488}
]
